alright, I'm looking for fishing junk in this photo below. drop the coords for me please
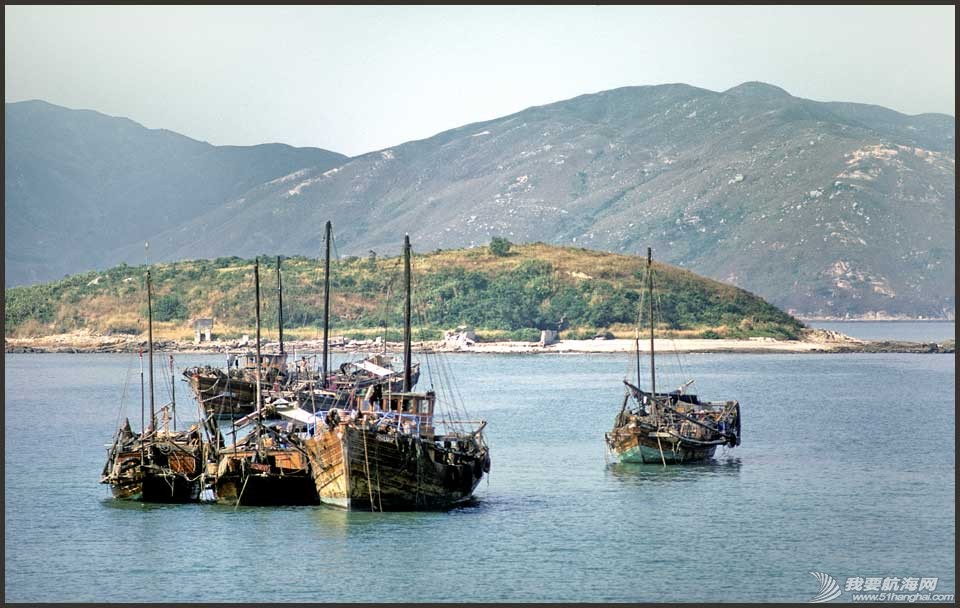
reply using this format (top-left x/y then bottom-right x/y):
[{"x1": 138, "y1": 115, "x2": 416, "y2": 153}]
[
  {"x1": 303, "y1": 235, "x2": 490, "y2": 510},
  {"x1": 213, "y1": 259, "x2": 317, "y2": 506},
  {"x1": 605, "y1": 248, "x2": 741, "y2": 464},
  {"x1": 101, "y1": 271, "x2": 207, "y2": 502},
  {"x1": 184, "y1": 231, "x2": 419, "y2": 418}
]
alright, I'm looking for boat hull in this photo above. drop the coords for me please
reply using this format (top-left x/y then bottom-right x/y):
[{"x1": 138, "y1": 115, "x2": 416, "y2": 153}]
[
  {"x1": 615, "y1": 441, "x2": 717, "y2": 464},
  {"x1": 214, "y1": 450, "x2": 318, "y2": 506},
  {"x1": 186, "y1": 371, "x2": 259, "y2": 417},
  {"x1": 304, "y1": 424, "x2": 486, "y2": 511},
  {"x1": 608, "y1": 431, "x2": 718, "y2": 464},
  {"x1": 105, "y1": 471, "x2": 201, "y2": 502},
  {"x1": 103, "y1": 446, "x2": 203, "y2": 503},
  {"x1": 141, "y1": 471, "x2": 202, "y2": 502},
  {"x1": 215, "y1": 473, "x2": 318, "y2": 506}
]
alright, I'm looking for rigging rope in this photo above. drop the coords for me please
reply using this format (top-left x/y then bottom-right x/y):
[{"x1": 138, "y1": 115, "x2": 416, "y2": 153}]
[
  {"x1": 361, "y1": 427, "x2": 377, "y2": 511},
  {"x1": 113, "y1": 345, "x2": 137, "y2": 433}
]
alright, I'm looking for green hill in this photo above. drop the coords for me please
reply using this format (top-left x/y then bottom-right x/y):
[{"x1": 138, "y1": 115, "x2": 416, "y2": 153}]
[{"x1": 4, "y1": 242, "x2": 804, "y2": 341}]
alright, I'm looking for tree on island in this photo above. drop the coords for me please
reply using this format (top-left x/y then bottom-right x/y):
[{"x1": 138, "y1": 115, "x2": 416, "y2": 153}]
[{"x1": 489, "y1": 236, "x2": 512, "y2": 257}]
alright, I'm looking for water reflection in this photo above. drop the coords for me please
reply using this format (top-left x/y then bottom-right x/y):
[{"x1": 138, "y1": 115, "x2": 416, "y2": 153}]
[
  {"x1": 606, "y1": 457, "x2": 742, "y2": 486},
  {"x1": 306, "y1": 504, "x2": 450, "y2": 538},
  {"x1": 99, "y1": 497, "x2": 197, "y2": 512}
]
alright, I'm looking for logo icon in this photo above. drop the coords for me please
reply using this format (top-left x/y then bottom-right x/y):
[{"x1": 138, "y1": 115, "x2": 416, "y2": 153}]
[{"x1": 809, "y1": 572, "x2": 842, "y2": 603}]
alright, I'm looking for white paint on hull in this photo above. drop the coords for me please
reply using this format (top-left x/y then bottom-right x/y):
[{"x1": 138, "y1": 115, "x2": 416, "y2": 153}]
[{"x1": 320, "y1": 496, "x2": 351, "y2": 509}]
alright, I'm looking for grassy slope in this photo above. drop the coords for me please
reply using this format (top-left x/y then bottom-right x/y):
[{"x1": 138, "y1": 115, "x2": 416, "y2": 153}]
[{"x1": 4, "y1": 243, "x2": 804, "y2": 341}]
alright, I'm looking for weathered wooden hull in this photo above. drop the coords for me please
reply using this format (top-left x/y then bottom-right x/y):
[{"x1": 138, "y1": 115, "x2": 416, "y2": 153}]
[
  {"x1": 616, "y1": 439, "x2": 717, "y2": 464},
  {"x1": 186, "y1": 372, "x2": 259, "y2": 417},
  {"x1": 608, "y1": 430, "x2": 717, "y2": 464},
  {"x1": 103, "y1": 450, "x2": 202, "y2": 502},
  {"x1": 215, "y1": 473, "x2": 318, "y2": 506},
  {"x1": 304, "y1": 425, "x2": 486, "y2": 511},
  {"x1": 108, "y1": 475, "x2": 143, "y2": 500},
  {"x1": 214, "y1": 450, "x2": 318, "y2": 506},
  {"x1": 141, "y1": 471, "x2": 202, "y2": 502}
]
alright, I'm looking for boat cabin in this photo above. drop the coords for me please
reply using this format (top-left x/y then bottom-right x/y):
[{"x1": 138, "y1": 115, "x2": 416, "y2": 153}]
[
  {"x1": 332, "y1": 389, "x2": 437, "y2": 436},
  {"x1": 241, "y1": 352, "x2": 288, "y2": 373},
  {"x1": 380, "y1": 390, "x2": 435, "y2": 416}
]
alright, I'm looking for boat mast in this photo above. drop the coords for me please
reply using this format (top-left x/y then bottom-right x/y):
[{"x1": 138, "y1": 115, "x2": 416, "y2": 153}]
[
  {"x1": 276, "y1": 256, "x2": 284, "y2": 355},
  {"x1": 147, "y1": 270, "x2": 156, "y2": 432},
  {"x1": 402, "y1": 234, "x2": 412, "y2": 392},
  {"x1": 647, "y1": 247, "x2": 656, "y2": 397},
  {"x1": 254, "y1": 260, "x2": 263, "y2": 429},
  {"x1": 170, "y1": 354, "x2": 176, "y2": 432},
  {"x1": 322, "y1": 221, "x2": 331, "y2": 385},
  {"x1": 139, "y1": 347, "x2": 144, "y2": 462}
]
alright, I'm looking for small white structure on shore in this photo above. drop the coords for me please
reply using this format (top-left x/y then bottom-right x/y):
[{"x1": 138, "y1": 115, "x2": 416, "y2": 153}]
[
  {"x1": 443, "y1": 326, "x2": 477, "y2": 350},
  {"x1": 539, "y1": 330, "x2": 558, "y2": 346},
  {"x1": 193, "y1": 318, "x2": 214, "y2": 343}
]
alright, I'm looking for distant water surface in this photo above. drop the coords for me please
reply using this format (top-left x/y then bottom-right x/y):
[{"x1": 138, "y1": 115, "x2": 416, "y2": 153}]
[
  {"x1": 806, "y1": 320, "x2": 954, "y2": 342},
  {"x1": 4, "y1": 351, "x2": 955, "y2": 602}
]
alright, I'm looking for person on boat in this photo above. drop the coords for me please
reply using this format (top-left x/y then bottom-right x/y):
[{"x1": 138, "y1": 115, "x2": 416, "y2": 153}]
[{"x1": 370, "y1": 383, "x2": 383, "y2": 410}]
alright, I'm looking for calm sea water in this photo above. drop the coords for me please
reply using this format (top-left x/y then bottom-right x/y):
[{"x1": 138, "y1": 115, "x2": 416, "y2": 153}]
[
  {"x1": 4, "y1": 347, "x2": 955, "y2": 602},
  {"x1": 806, "y1": 320, "x2": 955, "y2": 343}
]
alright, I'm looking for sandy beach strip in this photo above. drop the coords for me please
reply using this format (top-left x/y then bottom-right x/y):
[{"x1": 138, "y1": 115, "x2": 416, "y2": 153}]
[{"x1": 4, "y1": 332, "x2": 953, "y2": 355}]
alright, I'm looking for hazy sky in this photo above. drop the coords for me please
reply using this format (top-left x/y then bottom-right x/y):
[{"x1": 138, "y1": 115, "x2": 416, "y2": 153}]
[{"x1": 5, "y1": 5, "x2": 955, "y2": 156}]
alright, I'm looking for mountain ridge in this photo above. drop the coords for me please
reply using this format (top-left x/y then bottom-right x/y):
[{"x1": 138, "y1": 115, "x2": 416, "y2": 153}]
[
  {"x1": 4, "y1": 99, "x2": 347, "y2": 287},
  {"x1": 5, "y1": 83, "x2": 954, "y2": 318}
]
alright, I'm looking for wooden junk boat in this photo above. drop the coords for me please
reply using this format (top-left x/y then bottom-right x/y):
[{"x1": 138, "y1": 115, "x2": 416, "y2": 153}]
[
  {"x1": 101, "y1": 271, "x2": 207, "y2": 502},
  {"x1": 605, "y1": 248, "x2": 741, "y2": 465},
  {"x1": 183, "y1": 256, "x2": 292, "y2": 417},
  {"x1": 184, "y1": 227, "x2": 419, "y2": 418},
  {"x1": 302, "y1": 235, "x2": 491, "y2": 510},
  {"x1": 213, "y1": 259, "x2": 317, "y2": 506},
  {"x1": 184, "y1": 351, "x2": 287, "y2": 417},
  {"x1": 214, "y1": 414, "x2": 317, "y2": 506}
]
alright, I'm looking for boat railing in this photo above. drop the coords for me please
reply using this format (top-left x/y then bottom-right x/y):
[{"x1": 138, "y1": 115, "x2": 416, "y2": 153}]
[
  {"x1": 374, "y1": 411, "x2": 429, "y2": 435},
  {"x1": 301, "y1": 409, "x2": 423, "y2": 437}
]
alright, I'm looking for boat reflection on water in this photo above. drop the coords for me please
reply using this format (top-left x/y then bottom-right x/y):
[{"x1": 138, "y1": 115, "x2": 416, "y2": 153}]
[
  {"x1": 306, "y1": 504, "x2": 447, "y2": 539},
  {"x1": 606, "y1": 456, "x2": 742, "y2": 486}
]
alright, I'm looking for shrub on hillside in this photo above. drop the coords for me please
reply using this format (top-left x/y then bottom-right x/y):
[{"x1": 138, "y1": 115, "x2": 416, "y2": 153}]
[
  {"x1": 489, "y1": 237, "x2": 512, "y2": 257},
  {"x1": 150, "y1": 294, "x2": 188, "y2": 322}
]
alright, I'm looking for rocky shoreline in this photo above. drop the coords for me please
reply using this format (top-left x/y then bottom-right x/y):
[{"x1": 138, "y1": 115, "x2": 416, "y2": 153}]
[{"x1": 4, "y1": 329, "x2": 954, "y2": 355}]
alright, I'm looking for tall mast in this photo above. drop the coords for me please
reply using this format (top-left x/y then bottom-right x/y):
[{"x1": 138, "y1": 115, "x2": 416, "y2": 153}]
[
  {"x1": 402, "y1": 234, "x2": 412, "y2": 392},
  {"x1": 147, "y1": 270, "x2": 155, "y2": 432},
  {"x1": 276, "y1": 256, "x2": 284, "y2": 355},
  {"x1": 254, "y1": 260, "x2": 263, "y2": 429},
  {"x1": 647, "y1": 247, "x2": 656, "y2": 397},
  {"x1": 139, "y1": 348, "x2": 144, "y2": 462},
  {"x1": 321, "y1": 221, "x2": 331, "y2": 384},
  {"x1": 170, "y1": 354, "x2": 176, "y2": 432}
]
